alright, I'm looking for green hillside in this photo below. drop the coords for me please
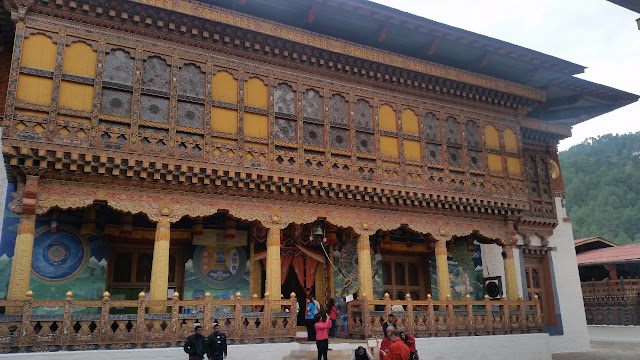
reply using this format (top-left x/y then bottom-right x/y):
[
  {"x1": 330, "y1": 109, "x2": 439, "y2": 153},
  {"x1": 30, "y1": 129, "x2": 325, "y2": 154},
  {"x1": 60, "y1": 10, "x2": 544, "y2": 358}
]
[{"x1": 559, "y1": 132, "x2": 640, "y2": 245}]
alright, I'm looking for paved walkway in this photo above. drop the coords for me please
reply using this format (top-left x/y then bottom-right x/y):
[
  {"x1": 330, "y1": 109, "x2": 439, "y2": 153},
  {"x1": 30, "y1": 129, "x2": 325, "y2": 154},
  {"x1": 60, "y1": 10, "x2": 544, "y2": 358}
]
[{"x1": 553, "y1": 341, "x2": 640, "y2": 360}]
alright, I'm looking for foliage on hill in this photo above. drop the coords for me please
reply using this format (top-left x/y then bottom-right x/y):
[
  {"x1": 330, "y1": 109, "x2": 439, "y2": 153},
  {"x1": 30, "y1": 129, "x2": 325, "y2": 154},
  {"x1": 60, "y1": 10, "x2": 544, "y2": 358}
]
[{"x1": 559, "y1": 132, "x2": 640, "y2": 245}]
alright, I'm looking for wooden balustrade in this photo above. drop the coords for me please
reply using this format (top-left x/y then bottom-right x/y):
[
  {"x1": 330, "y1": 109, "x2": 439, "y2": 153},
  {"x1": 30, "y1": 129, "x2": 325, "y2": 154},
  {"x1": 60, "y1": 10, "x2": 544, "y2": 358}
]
[
  {"x1": 581, "y1": 279, "x2": 640, "y2": 326},
  {"x1": 0, "y1": 291, "x2": 297, "y2": 353},
  {"x1": 347, "y1": 293, "x2": 543, "y2": 339}
]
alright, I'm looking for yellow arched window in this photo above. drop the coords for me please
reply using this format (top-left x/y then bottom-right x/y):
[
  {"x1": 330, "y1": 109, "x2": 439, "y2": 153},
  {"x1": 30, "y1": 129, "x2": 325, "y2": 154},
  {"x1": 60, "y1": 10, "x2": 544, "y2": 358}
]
[
  {"x1": 59, "y1": 42, "x2": 97, "y2": 112},
  {"x1": 485, "y1": 125, "x2": 503, "y2": 174},
  {"x1": 211, "y1": 71, "x2": 238, "y2": 135},
  {"x1": 16, "y1": 34, "x2": 57, "y2": 107},
  {"x1": 503, "y1": 129, "x2": 521, "y2": 176},
  {"x1": 243, "y1": 77, "x2": 268, "y2": 139}
]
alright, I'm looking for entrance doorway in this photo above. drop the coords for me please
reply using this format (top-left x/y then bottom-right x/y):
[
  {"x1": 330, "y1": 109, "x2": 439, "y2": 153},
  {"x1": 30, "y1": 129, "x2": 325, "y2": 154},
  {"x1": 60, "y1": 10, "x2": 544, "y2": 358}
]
[
  {"x1": 524, "y1": 254, "x2": 556, "y2": 326},
  {"x1": 282, "y1": 267, "x2": 309, "y2": 325}
]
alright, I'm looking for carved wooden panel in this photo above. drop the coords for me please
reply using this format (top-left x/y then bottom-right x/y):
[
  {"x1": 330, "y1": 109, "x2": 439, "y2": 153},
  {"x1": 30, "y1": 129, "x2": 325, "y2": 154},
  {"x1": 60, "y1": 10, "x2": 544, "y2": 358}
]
[
  {"x1": 178, "y1": 63, "x2": 205, "y2": 99},
  {"x1": 467, "y1": 150, "x2": 483, "y2": 171},
  {"x1": 274, "y1": 83, "x2": 295, "y2": 115},
  {"x1": 444, "y1": 116, "x2": 461, "y2": 145},
  {"x1": 425, "y1": 143, "x2": 442, "y2": 164},
  {"x1": 329, "y1": 127, "x2": 350, "y2": 151},
  {"x1": 103, "y1": 49, "x2": 134, "y2": 86},
  {"x1": 355, "y1": 131, "x2": 374, "y2": 154},
  {"x1": 303, "y1": 122, "x2": 324, "y2": 147},
  {"x1": 525, "y1": 155, "x2": 538, "y2": 181},
  {"x1": 177, "y1": 101, "x2": 204, "y2": 129},
  {"x1": 274, "y1": 117, "x2": 297, "y2": 143},
  {"x1": 465, "y1": 120, "x2": 481, "y2": 148},
  {"x1": 328, "y1": 94, "x2": 348, "y2": 125},
  {"x1": 140, "y1": 94, "x2": 169, "y2": 124},
  {"x1": 142, "y1": 56, "x2": 170, "y2": 92},
  {"x1": 101, "y1": 88, "x2": 132, "y2": 118},
  {"x1": 422, "y1": 112, "x2": 440, "y2": 141},
  {"x1": 447, "y1": 146, "x2": 463, "y2": 168},
  {"x1": 537, "y1": 158, "x2": 549, "y2": 182},
  {"x1": 302, "y1": 89, "x2": 323, "y2": 120},
  {"x1": 352, "y1": 99, "x2": 372, "y2": 129}
]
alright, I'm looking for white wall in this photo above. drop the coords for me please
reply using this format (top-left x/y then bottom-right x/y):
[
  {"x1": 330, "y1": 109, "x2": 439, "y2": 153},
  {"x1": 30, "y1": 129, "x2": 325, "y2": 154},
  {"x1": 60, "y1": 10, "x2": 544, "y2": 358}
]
[
  {"x1": 480, "y1": 242, "x2": 506, "y2": 295},
  {"x1": 0, "y1": 334, "x2": 552, "y2": 360},
  {"x1": 547, "y1": 196, "x2": 590, "y2": 353}
]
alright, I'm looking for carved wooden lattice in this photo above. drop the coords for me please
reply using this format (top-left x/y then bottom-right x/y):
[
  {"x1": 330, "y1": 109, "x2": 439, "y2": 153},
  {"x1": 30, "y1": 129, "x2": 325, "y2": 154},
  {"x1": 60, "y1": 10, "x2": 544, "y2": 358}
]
[
  {"x1": 425, "y1": 143, "x2": 442, "y2": 164},
  {"x1": 355, "y1": 131, "x2": 374, "y2": 154},
  {"x1": 302, "y1": 89, "x2": 322, "y2": 120},
  {"x1": 178, "y1": 63, "x2": 205, "y2": 99},
  {"x1": 328, "y1": 94, "x2": 348, "y2": 125},
  {"x1": 274, "y1": 118, "x2": 297, "y2": 143},
  {"x1": 352, "y1": 99, "x2": 372, "y2": 129},
  {"x1": 303, "y1": 122, "x2": 324, "y2": 147},
  {"x1": 444, "y1": 116, "x2": 461, "y2": 144},
  {"x1": 422, "y1": 112, "x2": 440, "y2": 141},
  {"x1": 274, "y1": 83, "x2": 295, "y2": 115},
  {"x1": 465, "y1": 120, "x2": 481, "y2": 148},
  {"x1": 329, "y1": 127, "x2": 350, "y2": 151}
]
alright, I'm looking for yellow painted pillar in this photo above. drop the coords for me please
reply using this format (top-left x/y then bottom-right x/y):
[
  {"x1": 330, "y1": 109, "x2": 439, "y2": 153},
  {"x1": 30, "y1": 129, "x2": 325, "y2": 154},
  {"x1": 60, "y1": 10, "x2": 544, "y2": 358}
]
[
  {"x1": 266, "y1": 227, "x2": 282, "y2": 301},
  {"x1": 357, "y1": 233, "x2": 374, "y2": 299},
  {"x1": 249, "y1": 240, "x2": 263, "y2": 298},
  {"x1": 435, "y1": 238, "x2": 451, "y2": 300},
  {"x1": 149, "y1": 220, "x2": 171, "y2": 312},
  {"x1": 7, "y1": 213, "x2": 36, "y2": 305},
  {"x1": 503, "y1": 245, "x2": 519, "y2": 301}
]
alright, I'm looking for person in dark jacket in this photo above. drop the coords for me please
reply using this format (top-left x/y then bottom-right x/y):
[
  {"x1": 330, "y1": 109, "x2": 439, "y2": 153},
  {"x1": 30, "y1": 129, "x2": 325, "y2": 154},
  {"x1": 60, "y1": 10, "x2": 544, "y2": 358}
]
[
  {"x1": 206, "y1": 323, "x2": 228, "y2": 360},
  {"x1": 183, "y1": 325, "x2": 207, "y2": 360}
]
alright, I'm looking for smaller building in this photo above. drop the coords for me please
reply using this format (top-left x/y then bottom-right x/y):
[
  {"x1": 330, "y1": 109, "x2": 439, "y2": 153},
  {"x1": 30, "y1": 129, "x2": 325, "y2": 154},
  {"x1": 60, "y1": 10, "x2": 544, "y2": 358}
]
[{"x1": 575, "y1": 238, "x2": 640, "y2": 325}]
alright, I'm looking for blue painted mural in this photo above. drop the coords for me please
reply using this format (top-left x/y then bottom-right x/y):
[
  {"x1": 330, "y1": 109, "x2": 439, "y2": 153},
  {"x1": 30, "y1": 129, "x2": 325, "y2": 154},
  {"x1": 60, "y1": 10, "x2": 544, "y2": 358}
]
[
  {"x1": 183, "y1": 245, "x2": 250, "y2": 301},
  {"x1": 430, "y1": 239, "x2": 484, "y2": 301},
  {"x1": 0, "y1": 182, "x2": 108, "y2": 313}
]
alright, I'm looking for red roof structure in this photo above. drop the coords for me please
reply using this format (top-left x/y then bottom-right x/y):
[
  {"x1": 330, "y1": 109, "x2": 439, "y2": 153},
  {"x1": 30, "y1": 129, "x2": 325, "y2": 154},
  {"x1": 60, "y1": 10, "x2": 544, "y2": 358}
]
[
  {"x1": 574, "y1": 237, "x2": 617, "y2": 254},
  {"x1": 576, "y1": 243, "x2": 640, "y2": 266}
]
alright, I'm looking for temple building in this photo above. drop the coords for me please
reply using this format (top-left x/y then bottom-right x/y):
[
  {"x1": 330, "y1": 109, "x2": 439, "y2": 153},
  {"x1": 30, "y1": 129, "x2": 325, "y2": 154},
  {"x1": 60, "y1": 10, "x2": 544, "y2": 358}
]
[{"x1": 0, "y1": 0, "x2": 637, "y2": 355}]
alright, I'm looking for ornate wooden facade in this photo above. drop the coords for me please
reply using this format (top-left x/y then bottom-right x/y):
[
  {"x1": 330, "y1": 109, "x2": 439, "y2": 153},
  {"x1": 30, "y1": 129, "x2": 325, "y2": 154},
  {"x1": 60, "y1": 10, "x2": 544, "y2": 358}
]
[{"x1": 0, "y1": 0, "x2": 637, "y2": 353}]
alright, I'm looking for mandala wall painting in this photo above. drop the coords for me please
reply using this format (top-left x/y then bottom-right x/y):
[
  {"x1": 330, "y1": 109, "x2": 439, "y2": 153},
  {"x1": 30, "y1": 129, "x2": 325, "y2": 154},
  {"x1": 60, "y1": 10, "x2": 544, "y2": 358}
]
[
  {"x1": 192, "y1": 246, "x2": 247, "y2": 289},
  {"x1": 31, "y1": 228, "x2": 88, "y2": 281}
]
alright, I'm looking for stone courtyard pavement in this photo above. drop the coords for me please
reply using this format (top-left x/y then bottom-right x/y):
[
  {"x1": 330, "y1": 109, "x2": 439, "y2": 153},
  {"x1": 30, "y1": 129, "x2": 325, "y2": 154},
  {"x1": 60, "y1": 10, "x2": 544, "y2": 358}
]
[
  {"x1": 553, "y1": 341, "x2": 640, "y2": 360},
  {"x1": 553, "y1": 326, "x2": 640, "y2": 360}
]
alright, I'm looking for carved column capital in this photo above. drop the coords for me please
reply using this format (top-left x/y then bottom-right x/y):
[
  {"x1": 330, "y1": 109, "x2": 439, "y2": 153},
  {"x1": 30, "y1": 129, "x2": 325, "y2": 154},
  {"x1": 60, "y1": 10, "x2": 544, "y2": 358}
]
[{"x1": 4, "y1": 0, "x2": 36, "y2": 22}]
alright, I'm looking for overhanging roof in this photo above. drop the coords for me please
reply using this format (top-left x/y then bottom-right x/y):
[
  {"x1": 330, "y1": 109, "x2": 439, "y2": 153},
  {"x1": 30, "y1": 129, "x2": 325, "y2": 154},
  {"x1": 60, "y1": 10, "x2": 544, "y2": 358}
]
[
  {"x1": 577, "y1": 242, "x2": 640, "y2": 266},
  {"x1": 197, "y1": 0, "x2": 638, "y2": 128}
]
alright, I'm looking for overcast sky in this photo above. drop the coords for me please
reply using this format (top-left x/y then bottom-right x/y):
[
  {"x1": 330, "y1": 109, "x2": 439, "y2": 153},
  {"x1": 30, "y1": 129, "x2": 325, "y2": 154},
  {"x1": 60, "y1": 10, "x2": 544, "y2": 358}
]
[{"x1": 370, "y1": 0, "x2": 640, "y2": 151}]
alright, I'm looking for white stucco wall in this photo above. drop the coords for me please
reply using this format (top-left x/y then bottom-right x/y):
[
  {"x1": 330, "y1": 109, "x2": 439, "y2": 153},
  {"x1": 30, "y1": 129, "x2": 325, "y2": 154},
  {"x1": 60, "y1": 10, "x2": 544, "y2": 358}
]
[
  {"x1": 0, "y1": 334, "x2": 552, "y2": 360},
  {"x1": 547, "y1": 196, "x2": 590, "y2": 353}
]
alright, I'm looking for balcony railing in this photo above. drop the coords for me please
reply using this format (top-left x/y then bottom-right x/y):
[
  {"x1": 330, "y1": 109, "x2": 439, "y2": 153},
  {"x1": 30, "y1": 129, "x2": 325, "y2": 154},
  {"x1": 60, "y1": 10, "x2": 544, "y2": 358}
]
[
  {"x1": 0, "y1": 291, "x2": 297, "y2": 353},
  {"x1": 347, "y1": 294, "x2": 543, "y2": 339},
  {"x1": 582, "y1": 279, "x2": 640, "y2": 325},
  {"x1": 0, "y1": 291, "x2": 544, "y2": 353}
]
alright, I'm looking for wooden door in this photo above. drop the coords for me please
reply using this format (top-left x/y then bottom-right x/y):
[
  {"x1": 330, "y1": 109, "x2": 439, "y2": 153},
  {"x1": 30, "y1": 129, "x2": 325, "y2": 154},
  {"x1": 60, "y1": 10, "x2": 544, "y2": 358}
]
[{"x1": 524, "y1": 254, "x2": 556, "y2": 326}]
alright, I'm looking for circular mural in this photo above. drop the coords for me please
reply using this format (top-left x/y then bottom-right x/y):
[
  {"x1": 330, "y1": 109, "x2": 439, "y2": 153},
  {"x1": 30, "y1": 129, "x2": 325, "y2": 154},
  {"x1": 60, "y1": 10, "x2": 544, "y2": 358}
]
[
  {"x1": 32, "y1": 228, "x2": 87, "y2": 281},
  {"x1": 192, "y1": 246, "x2": 247, "y2": 289}
]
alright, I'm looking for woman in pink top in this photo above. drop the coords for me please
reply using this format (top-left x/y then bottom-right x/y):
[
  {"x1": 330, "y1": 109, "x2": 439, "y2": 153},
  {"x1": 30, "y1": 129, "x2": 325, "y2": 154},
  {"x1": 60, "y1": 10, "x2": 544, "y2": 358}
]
[
  {"x1": 327, "y1": 298, "x2": 338, "y2": 337},
  {"x1": 314, "y1": 314, "x2": 332, "y2": 360}
]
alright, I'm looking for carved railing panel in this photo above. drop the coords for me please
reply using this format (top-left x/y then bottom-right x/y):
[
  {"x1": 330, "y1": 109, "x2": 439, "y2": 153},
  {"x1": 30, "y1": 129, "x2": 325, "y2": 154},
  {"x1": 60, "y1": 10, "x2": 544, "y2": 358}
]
[
  {"x1": 0, "y1": 293, "x2": 297, "y2": 353},
  {"x1": 582, "y1": 279, "x2": 640, "y2": 326},
  {"x1": 346, "y1": 295, "x2": 542, "y2": 339}
]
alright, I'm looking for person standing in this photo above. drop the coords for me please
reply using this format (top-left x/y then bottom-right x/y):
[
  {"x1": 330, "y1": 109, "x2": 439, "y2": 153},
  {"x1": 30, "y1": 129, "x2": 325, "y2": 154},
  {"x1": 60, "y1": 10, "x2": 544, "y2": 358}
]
[
  {"x1": 314, "y1": 314, "x2": 332, "y2": 360},
  {"x1": 336, "y1": 296, "x2": 349, "y2": 338},
  {"x1": 183, "y1": 325, "x2": 207, "y2": 360},
  {"x1": 379, "y1": 325, "x2": 394, "y2": 360},
  {"x1": 327, "y1": 298, "x2": 337, "y2": 337},
  {"x1": 206, "y1": 323, "x2": 228, "y2": 360},
  {"x1": 382, "y1": 314, "x2": 397, "y2": 337},
  {"x1": 312, "y1": 296, "x2": 321, "y2": 318},
  {"x1": 387, "y1": 330, "x2": 410, "y2": 360},
  {"x1": 400, "y1": 332, "x2": 418, "y2": 360},
  {"x1": 306, "y1": 297, "x2": 317, "y2": 341}
]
